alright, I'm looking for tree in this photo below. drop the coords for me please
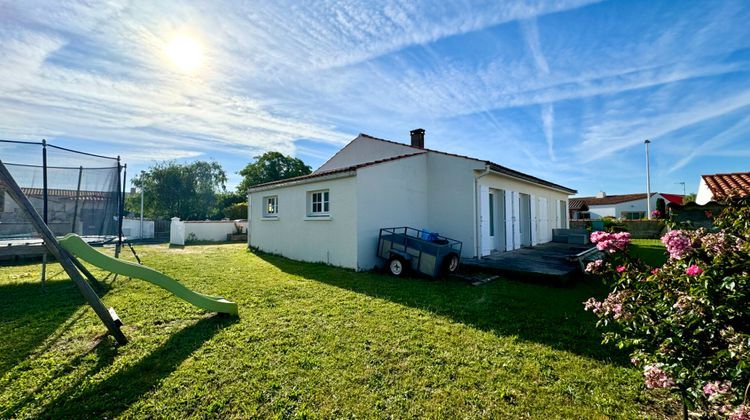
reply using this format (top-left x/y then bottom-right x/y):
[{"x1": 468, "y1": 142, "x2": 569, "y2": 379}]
[
  {"x1": 683, "y1": 193, "x2": 697, "y2": 204},
  {"x1": 237, "y1": 152, "x2": 311, "y2": 192},
  {"x1": 128, "y1": 161, "x2": 227, "y2": 220}
]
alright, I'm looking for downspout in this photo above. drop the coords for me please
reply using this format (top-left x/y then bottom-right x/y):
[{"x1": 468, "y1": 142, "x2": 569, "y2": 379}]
[{"x1": 473, "y1": 164, "x2": 491, "y2": 259}]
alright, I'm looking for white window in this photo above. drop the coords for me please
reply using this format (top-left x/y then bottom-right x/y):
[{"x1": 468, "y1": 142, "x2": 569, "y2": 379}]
[
  {"x1": 263, "y1": 195, "x2": 278, "y2": 217},
  {"x1": 308, "y1": 190, "x2": 330, "y2": 216}
]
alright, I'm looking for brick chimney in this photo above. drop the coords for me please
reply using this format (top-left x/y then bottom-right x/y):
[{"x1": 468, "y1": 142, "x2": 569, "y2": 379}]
[{"x1": 410, "y1": 128, "x2": 425, "y2": 148}]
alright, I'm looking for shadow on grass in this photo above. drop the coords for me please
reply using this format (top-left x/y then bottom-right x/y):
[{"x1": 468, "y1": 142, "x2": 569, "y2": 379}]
[
  {"x1": 255, "y1": 252, "x2": 627, "y2": 365},
  {"x1": 0, "y1": 278, "x2": 89, "y2": 378},
  {"x1": 41, "y1": 314, "x2": 237, "y2": 418}
]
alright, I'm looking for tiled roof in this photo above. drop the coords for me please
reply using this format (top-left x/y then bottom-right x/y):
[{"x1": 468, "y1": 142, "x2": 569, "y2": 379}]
[
  {"x1": 570, "y1": 192, "x2": 682, "y2": 206},
  {"x1": 358, "y1": 133, "x2": 577, "y2": 194},
  {"x1": 248, "y1": 152, "x2": 426, "y2": 190},
  {"x1": 568, "y1": 199, "x2": 588, "y2": 210},
  {"x1": 20, "y1": 187, "x2": 114, "y2": 201},
  {"x1": 702, "y1": 172, "x2": 750, "y2": 199}
]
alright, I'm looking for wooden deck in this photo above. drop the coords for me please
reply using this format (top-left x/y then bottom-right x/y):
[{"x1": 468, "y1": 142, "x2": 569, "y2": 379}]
[{"x1": 461, "y1": 242, "x2": 596, "y2": 283}]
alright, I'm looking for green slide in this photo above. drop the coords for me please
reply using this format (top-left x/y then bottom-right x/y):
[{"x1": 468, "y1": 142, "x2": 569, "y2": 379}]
[{"x1": 59, "y1": 234, "x2": 238, "y2": 316}]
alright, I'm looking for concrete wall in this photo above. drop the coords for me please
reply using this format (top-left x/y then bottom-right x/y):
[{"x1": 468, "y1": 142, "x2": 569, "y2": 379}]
[
  {"x1": 315, "y1": 134, "x2": 417, "y2": 173},
  {"x1": 122, "y1": 218, "x2": 155, "y2": 239},
  {"x1": 249, "y1": 175, "x2": 358, "y2": 268},
  {"x1": 170, "y1": 219, "x2": 245, "y2": 245},
  {"x1": 355, "y1": 154, "x2": 428, "y2": 270}
]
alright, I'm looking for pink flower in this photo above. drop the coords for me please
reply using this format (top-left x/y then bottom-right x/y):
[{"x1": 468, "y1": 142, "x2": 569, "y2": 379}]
[
  {"x1": 584, "y1": 291, "x2": 630, "y2": 320},
  {"x1": 651, "y1": 209, "x2": 661, "y2": 218},
  {"x1": 585, "y1": 259, "x2": 605, "y2": 274},
  {"x1": 616, "y1": 265, "x2": 626, "y2": 273},
  {"x1": 703, "y1": 380, "x2": 731, "y2": 396},
  {"x1": 730, "y1": 405, "x2": 750, "y2": 420},
  {"x1": 643, "y1": 364, "x2": 674, "y2": 389},
  {"x1": 685, "y1": 264, "x2": 703, "y2": 276},
  {"x1": 590, "y1": 231, "x2": 631, "y2": 253},
  {"x1": 651, "y1": 268, "x2": 660, "y2": 275},
  {"x1": 661, "y1": 230, "x2": 693, "y2": 259}
]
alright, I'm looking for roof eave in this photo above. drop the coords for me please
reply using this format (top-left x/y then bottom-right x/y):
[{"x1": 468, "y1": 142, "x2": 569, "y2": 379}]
[
  {"x1": 248, "y1": 170, "x2": 356, "y2": 193},
  {"x1": 484, "y1": 164, "x2": 577, "y2": 195}
]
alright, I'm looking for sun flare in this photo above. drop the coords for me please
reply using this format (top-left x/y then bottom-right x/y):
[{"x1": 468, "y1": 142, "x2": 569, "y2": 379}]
[{"x1": 165, "y1": 35, "x2": 203, "y2": 73}]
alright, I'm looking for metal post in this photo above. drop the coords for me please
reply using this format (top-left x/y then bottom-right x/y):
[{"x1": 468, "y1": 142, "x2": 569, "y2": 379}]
[
  {"x1": 41, "y1": 139, "x2": 48, "y2": 288},
  {"x1": 645, "y1": 139, "x2": 652, "y2": 220},
  {"x1": 140, "y1": 186, "x2": 144, "y2": 240},
  {"x1": 119, "y1": 163, "x2": 126, "y2": 244},
  {"x1": 115, "y1": 157, "x2": 122, "y2": 258},
  {"x1": 71, "y1": 166, "x2": 83, "y2": 233}
]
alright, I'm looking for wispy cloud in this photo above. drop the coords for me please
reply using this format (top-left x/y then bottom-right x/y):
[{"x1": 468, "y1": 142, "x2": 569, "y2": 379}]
[{"x1": 1, "y1": 0, "x2": 749, "y2": 194}]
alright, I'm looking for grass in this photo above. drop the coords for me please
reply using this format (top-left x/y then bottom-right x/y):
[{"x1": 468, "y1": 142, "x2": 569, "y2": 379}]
[
  {"x1": 630, "y1": 239, "x2": 668, "y2": 267},
  {"x1": 0, "y1": 242, "x2": 677, "y2": 418}
]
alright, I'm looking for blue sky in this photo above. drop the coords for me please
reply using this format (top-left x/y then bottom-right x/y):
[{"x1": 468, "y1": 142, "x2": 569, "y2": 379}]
[{"x1": 1, "y1": 0, "x2": 749, "y2": 196}]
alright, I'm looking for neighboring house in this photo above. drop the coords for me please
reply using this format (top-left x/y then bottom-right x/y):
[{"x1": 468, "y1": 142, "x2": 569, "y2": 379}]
[
  {"x1": 568, "y1": 199, "x2": 589, "y2": 220},
  {"x1": 696, "y1": 172, "x2": 750, "y2": 204},
  {"x1": 1, "y1": 188, "x2": 118, "y2": 236},
  {"x1": 248, "y1": 130, "x2": 577, "y2": 271},
  {"x1": 569, "y1": 192, "x2": 683, "y2": 220}
]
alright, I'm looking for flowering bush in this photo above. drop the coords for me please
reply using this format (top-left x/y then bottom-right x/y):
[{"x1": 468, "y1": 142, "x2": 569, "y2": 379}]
[{"x1": 584, "y1": 198, "x2": 750, "y2": 418}]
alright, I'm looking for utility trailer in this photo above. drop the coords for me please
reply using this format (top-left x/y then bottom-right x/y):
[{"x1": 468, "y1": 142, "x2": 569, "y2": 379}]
[{"x1": 377, "y1": 227, "x2": 463, "y2": 278}]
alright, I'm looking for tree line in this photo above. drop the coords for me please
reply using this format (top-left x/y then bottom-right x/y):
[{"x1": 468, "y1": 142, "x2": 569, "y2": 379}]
[{"x1": 126, "y1": 152, "x2": 311, "y2": 220}]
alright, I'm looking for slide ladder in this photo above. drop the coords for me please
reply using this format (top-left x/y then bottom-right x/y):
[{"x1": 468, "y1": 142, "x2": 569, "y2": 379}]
[{"x1": 59, "y1": 234, "x2": 238, "y2": 316}]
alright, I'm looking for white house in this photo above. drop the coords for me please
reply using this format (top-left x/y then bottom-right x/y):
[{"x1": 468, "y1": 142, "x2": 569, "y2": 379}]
[
  {"x1": 248, "y1": 130, "x2": 576, "y2": 271},
  {"x1": 696, "y1": 172, "x2": 750, "y2": 204},
  {"x1": 569, "y1": 192, "x2": 683, "y2": 220}
]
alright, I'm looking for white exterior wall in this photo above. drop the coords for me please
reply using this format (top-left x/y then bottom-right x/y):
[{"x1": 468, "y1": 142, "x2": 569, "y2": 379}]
[
  {"x1": 478, "y1": 173, "x2": 570, "y2": 250},
  {"x1": 315, "y1": 135, "x2": 417, "y2": 173},
  {"x1": 249, "y1": 176, "x2": 358, "y2": 268},
  {"x1": 122, "y1": 218, "x2": 155, "y2": 239},
  {"x1": 355, "y1": 154, "x2": 428, "y2": 270},
  {"x1": 587, "y1": 205, "x2": 617, "y2": 219},
  {"x1": 170, "y1": 219, "x2": 243, "y2": 244},
  {"x1": 425, "y1": 153, "x2": 482, "y2": 258},
  {"x1": 696, "y1": 178, "x2": 713, "y2": 205}
]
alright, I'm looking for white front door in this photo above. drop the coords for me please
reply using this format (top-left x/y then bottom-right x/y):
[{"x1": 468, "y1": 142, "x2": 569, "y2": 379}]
[
  {"x1": 512, "y1": 191, "x2": 521, "y2": 250},
  {"x1": 538, "y1": 197, "x2": 549, "y2": 243},
  {"x1": 505, "y1": 191, "x2": 514, "y2": 251}
]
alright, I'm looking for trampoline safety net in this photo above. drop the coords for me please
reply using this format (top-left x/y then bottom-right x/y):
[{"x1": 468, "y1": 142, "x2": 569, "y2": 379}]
[{"x1": 0, "y1": 140, "x2": 124, "y2": 247}]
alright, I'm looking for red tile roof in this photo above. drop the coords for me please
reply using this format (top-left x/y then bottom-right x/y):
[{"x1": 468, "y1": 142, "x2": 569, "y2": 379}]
[
  {"x1": 248, "y1": 152, "x2": 426, "y2": 189},
  {"x1": 702, "y1": 172, "x2": 750, "y2": 199},
  {"x1": 568, "y1": 199, "x2": 589, "y2": 210}
]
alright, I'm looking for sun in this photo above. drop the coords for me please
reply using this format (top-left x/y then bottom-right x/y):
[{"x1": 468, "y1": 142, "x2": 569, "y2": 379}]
[{"x1": 165, "y1": 35, "x2": 203, "y2": 73}]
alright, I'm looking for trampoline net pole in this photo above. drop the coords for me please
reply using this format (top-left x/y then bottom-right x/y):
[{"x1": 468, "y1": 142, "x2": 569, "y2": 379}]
[{"x1": 41, "y1": 139, "x2": 48, "y2": 289}]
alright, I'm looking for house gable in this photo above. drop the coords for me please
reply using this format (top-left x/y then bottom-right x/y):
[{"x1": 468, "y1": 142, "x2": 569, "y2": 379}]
[{"x1": 314, "y1": 134, "x2": 417, "y2": 173}]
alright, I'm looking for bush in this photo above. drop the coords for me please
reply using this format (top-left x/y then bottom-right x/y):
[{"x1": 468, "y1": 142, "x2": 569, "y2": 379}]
[
  {"x1": 223, "y1": 202, "x2": 248, "y2": 220},
  {"x1": 584, "y1": 198, "x2": 750, "y2": 418}
]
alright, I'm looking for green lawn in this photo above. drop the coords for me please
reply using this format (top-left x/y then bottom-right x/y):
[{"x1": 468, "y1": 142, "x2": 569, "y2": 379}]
[
  {"x1": 630, "y1": 239, "x2": 668, "y2": 267},
  {"x1": 0, "y1": 242, "x2": 677, "y2": 418}
]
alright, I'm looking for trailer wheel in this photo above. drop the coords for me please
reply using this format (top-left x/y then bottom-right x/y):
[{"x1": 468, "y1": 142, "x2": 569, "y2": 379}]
[
  {"x1": 388, "y1": 256, "x2": 405, "y2": 277},
  {"x1": 442, "y1": 253, "x2": 460, "y2": 275}
]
